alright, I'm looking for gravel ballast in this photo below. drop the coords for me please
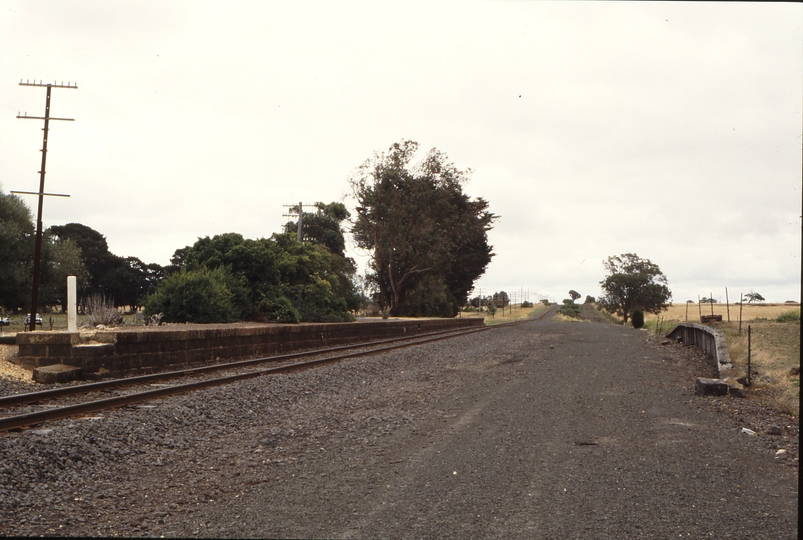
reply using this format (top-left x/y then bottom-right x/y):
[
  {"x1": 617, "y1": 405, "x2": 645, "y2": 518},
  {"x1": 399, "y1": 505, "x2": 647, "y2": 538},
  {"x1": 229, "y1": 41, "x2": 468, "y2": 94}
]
[{"x1": 0, "y1": 320, "x2": 798, "y2": 538}]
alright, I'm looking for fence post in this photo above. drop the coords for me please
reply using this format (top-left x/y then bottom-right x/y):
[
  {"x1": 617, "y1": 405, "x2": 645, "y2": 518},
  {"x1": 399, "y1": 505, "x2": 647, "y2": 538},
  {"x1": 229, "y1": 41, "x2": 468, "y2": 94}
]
[
  {"x1": 725, "y1": 287, "x2": 730, "y2": 322},
  {"x1": 747, "y1": 325, "x2": 752, "y2": 386},
  {"x1": 739, "y1": 293, "x2": 744, "y2": 335}
]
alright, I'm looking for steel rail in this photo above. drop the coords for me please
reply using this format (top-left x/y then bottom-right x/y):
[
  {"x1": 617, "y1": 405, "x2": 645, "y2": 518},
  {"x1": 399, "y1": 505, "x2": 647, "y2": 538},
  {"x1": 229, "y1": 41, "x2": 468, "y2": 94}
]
[
  {"x1": 0, "y1": 325, "x2": 485, "y2": 408},
  {"x1": 0, "y1": 324, "x2": 486, "y2": 431},
  {"x1": 0, "y1": 308, "x2": 556, "y2": 432}
]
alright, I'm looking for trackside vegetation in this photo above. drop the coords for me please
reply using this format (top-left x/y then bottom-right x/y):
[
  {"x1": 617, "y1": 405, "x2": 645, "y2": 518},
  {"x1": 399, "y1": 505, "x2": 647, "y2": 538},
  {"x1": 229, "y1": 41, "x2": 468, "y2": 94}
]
[
  {"x1": 350, "y1": 140, "x2": 497, "y2": 317},
  {"x1": 598, "y1": 253, "x2": 671, "y2": 324},
  {"x1": 146, "y1": 231, "x2": 356, "y2": 324},
  {"x1": 5, "y1": 139, "x2": 500, "y2": 324}
]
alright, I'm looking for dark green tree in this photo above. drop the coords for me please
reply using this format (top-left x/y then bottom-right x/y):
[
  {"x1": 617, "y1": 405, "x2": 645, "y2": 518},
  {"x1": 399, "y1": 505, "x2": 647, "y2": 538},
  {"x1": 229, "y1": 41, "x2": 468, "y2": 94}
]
[
  {"x1": 38, "y1": 236, "x2": 89, "y2": 308},
  {"x1": 47, "y1": 223, "x2": 111, "y2": 290},
  {"x1": 631, "y1": 308, "x2": 645, "y2": 329},
  {"x1": 350, "y1": 140, "x2": 496, "y2": 316},
  {"x1": 1, "y1": 189, "x2": 99, "y2": 313},
  {"x1": 745, "y1": 291, "x2": 765, "y2": 303},
  {"x1": 159, "y1": 232, "x2": 354, "y2": 323},
  {"x1": 271, "y1": 232, "x2": 355, "y2": 322},
  {"x1": 0, "y1": 188, "x2": 35, "y2": 311},
  {"x1": 493, "y1": 291, "x2": 510, "y2": 308},
  {"x1": 558, "y1": 299, "x2": 581, "y2": 318},
  {"x1": 102, "y1": 257, "x2": 165, "y2": 310},
  {"x1": 284, "y1": 202, "x2": 350, "y2": 256},
  {"x1": 47, "y1": 223, "x2": 163, "y2": 308},
  {"x1": 283, "y1": 201, "x2": 362, "y2": 312},
  {"x1": 598, "y1": 253, "x2": 671, "y2": 323},
  {"x1": 144, "y1": 266, "x2": 249, "y2": 323}
]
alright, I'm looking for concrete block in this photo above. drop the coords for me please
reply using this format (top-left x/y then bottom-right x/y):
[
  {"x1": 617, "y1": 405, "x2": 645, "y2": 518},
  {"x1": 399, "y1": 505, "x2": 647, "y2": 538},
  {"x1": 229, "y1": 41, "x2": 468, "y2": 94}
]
[
  {"x1": 722, "y1": 377, "x2": 746, "y2": 398},
  {"x1": 33, "y1": 363, "x2": 82, "y2": 384},
  {"x1": 695, "y1": 377, "x2": 729, "y2": 396}
]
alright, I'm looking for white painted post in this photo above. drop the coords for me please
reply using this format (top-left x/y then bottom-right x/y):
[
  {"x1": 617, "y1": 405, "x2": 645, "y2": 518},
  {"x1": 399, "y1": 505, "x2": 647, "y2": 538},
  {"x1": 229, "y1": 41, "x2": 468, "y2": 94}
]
[{"x1": 67, "y1": 276, "x2": 77, "y2": 333}]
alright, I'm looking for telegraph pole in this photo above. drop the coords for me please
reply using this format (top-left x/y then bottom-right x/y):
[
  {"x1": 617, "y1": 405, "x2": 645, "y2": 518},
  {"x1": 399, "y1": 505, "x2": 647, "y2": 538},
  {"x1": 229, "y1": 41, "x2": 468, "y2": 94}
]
[
  {"x1": 12, "y1": 80, "x2": 76, "y2": 331},
  {"x1": 282, "y1": 201, "x2": 315, "y2": 242}
]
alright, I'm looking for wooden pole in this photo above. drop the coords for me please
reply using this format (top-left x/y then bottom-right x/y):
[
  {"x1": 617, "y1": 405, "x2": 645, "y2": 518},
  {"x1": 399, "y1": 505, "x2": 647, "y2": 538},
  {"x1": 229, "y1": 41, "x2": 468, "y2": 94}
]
[
  {"x1": 685, "y1": 301, "x2": 688, "y2": 321},
  {"x1": 710, "y1": 292, "x2": 714, "y2": 315},
  {"x1": 739, "y1": 293, "x2": 744, "y2": 334},
  {"x1": 698, "y1": 295, "x2": 702, "y2": 322},
  {"x1": 747, "y1": 325, "x2": 752, "y2": 385},
  {"x1": 725, "y1": 287, "x2": 730, "y2": 322}
]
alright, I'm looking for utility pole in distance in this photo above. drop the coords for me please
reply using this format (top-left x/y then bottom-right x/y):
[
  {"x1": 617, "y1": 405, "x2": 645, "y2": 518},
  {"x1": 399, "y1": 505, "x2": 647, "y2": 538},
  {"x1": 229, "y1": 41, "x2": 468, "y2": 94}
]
[
  {"x1": 282, "y1": 201, "x2": 315, "y2": 242},
  {"x1": 12, "y1": 80, "x2": 76, "y2": 331}
]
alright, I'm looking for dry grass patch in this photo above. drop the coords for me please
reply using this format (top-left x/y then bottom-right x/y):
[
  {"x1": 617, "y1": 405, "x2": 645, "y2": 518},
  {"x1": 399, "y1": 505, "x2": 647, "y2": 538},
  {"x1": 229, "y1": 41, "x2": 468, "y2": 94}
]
[
  {"x1": 552, "y1": 312, "x2": 590, "y2": 323},
  {"x1": 656, "y1": 302, "x2": 799, "y2": 324},
  {"x1": 628, "y1": 304, "x2": 800, "y2": 417},
  {"x1": 720, "y1": 321, "x2": 800, "y2": 416},
  {"x1": 482, "y1": 304, "x2": 550, "y2": 326}
]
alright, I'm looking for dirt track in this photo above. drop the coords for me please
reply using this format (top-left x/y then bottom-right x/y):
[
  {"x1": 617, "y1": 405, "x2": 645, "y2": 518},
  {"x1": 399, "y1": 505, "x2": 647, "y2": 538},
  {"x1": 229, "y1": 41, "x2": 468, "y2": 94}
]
[{"x1": 0, "y1": 318, "x2": 798, "y2": 537}]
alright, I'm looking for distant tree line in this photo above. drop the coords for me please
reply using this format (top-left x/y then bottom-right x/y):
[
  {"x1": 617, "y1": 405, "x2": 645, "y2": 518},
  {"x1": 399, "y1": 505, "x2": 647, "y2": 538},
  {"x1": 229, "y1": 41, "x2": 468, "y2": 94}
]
[
  {"x1": 3, "y1": 141, "x2": 498, "y2": 323},
  {"x1": 148, "y1": 202, "x2": 360, "y2": 323},
  {"x1": 1, "y1": 187, "x2": 161, "y2": 314}
]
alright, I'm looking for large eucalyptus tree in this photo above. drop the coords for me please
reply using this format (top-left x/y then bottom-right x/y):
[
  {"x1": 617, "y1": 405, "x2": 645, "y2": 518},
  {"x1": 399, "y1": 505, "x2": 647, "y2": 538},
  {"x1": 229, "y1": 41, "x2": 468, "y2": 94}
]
[{"x1": 350, "y1": 140, "x2": 497, "y2": 317}]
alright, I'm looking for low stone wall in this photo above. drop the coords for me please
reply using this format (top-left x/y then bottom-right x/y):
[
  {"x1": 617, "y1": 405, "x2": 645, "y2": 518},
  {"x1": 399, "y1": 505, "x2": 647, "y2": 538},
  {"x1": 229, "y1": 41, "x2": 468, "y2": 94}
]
[
  {"x1": 666, "y1": 322, "x2": 745, "y2": 397},
  {"x1": 666, "y1": 323, "x2": 733, "y2": 376},
  {"x1": 15, "y1": 318, "x2": 484, "y2": 380}
]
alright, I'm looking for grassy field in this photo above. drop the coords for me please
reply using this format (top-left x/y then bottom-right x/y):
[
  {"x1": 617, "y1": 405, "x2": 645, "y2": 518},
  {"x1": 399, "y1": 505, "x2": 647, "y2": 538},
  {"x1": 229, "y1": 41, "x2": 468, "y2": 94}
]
[
  {"x1": 0, "y1": 313, "x2": 141, "y2": 336},
  {"x1": 638, "y1": 303, "x2": 800, "y2": 417},
  {"x1": 652, "y1": 302, "x2": 800, "y2": 324},
  {"x1": 476, "y1": 303, "x2": 551, "y2": 326},
  {"x1": 717, "y1": 321, "x2": 800, "y2": 416}
]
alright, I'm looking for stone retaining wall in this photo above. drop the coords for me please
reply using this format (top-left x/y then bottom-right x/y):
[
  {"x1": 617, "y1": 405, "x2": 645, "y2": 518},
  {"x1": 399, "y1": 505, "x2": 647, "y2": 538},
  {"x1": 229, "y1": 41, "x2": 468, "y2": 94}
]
[
  {"x1": 666, "y1": 322, "x2": 733, "y2": 377},
  {"x1": 666, "y1": 322, "x2": 746, "y2": 397},
  {"x1": 15, "y1": 318, "x2": 484, "y2": 379}
]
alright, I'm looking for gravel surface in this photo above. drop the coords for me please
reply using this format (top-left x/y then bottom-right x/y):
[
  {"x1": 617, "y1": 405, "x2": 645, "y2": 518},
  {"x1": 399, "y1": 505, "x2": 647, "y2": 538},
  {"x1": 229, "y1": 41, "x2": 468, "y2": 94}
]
[{"x1": 0, "y1": 319, "x2": 798, "y2": 538}]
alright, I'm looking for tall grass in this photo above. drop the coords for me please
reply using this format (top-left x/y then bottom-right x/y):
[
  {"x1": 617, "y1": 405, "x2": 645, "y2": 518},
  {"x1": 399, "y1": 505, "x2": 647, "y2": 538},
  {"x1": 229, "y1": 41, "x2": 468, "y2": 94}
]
[
  {"x1": 721, "y1": 322, "x2": 799, "y2": 416},
  {"x1": 776, "y1": 310, "x2": 801, "y2": 323}
]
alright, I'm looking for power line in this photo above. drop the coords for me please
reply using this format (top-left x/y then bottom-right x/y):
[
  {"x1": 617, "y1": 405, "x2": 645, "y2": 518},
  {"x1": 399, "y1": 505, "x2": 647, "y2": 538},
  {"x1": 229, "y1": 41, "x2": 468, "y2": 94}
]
[
  {"x1": 282, "y1": 202, "x2": 316, "y2": 242},
  {"x1": 11, "y1": 80, "x2": 76, "y2": 331}
]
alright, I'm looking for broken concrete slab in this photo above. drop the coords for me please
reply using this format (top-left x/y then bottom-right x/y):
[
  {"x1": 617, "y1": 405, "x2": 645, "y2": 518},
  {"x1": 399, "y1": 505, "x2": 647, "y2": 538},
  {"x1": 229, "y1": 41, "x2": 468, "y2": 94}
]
[
  {"x1": 33, "y1": 363, "x2": 82, "y2": 384},
  {"x1": 694, "y1": 376, "x2": 746, "y2": 398},
  {"x1": 722, "y1": 377, "x2": 746, "y2": 398},
  {"x1": 694, "y1": 377, "x2": 729, "y2": 396}
]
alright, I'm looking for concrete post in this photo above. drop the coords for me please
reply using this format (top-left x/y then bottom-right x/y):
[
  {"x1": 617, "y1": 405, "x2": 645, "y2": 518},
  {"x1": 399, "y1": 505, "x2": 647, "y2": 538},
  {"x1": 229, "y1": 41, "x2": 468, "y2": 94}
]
[{"x1": 67, "y1": 276, "x2": 77, "y2": 333}]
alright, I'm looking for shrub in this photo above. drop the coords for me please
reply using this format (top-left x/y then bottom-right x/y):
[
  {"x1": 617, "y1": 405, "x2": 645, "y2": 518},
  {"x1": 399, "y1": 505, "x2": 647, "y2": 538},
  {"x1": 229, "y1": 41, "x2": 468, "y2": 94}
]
[
  {"x1": 257, "y1": 295, "x2": 300, "y2": 323},
  {"x1": 83, "y1": 293, "x2": 123, "y2": 327},
  {"x1": 777, "y1": 310, "x2": 801, "y2": 323},
  {"x1": 558, "y1": 299, "x2": 581, "y2": 318},
  {"x1": 521, "y1": 300, "x2": 533, "y2": 308},
  {"x1": 631, "y1": 308, "x2": 645, "y2": 329},
  {"x1": 144, "y1": 267, "x2": 248, "y2": 323}
]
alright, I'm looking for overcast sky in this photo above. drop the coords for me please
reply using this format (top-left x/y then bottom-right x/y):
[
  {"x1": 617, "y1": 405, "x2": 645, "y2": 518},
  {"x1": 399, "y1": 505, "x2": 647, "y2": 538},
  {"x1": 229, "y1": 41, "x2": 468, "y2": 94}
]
[{"x1": 2, "y1": 1, "x2": 801, "y2": 305}]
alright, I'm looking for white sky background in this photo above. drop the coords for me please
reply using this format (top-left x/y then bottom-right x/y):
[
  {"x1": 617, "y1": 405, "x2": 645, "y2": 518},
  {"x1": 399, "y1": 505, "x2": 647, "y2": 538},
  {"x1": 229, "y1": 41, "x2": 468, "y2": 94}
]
[{"x1": 1, "y1": 1, "x2": 801, "y2": 305}]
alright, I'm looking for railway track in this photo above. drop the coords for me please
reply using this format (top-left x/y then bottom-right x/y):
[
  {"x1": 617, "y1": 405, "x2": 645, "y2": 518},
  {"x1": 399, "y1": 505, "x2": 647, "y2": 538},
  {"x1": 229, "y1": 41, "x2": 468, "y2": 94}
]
[{"x1": 0, "y1": 306, "x2": 557, "y2": 432}]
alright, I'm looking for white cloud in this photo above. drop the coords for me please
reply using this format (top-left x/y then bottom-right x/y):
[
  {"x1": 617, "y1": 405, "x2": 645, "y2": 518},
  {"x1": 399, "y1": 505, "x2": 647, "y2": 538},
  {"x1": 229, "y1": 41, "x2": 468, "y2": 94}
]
[{"x1": 1, "y1": 1, "x2": 800, "y2": 304}]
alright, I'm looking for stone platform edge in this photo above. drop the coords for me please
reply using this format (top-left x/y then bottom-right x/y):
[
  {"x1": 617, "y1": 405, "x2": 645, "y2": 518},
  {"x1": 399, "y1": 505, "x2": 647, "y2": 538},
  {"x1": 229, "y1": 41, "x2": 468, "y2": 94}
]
[
  {"x1": 15, "y1": 318, "x2": 484, "y2": 380},
  {"x1": 666, "y1": 322, "x2": 746, "y2": 397}
]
